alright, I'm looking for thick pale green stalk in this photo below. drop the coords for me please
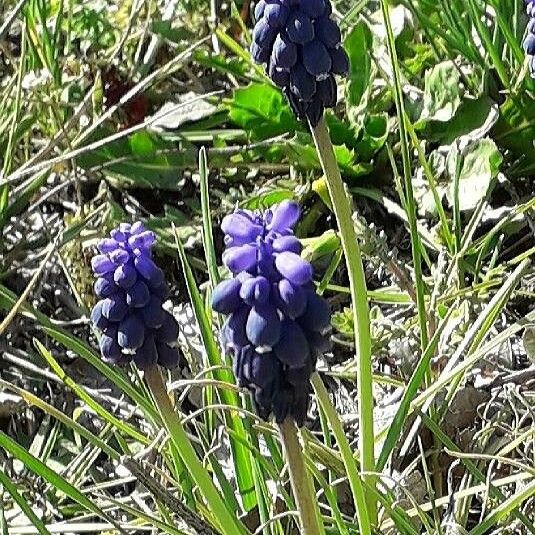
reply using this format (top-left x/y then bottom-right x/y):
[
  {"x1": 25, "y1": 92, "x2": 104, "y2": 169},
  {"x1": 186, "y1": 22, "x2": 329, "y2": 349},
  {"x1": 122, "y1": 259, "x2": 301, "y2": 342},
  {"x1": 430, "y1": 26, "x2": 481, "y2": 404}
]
[
  {"x1": 309, "y1": 116, "x2": 376, "y2": 524},
  {"x1": 144, "y1": 366, "x2": 247, "y2": 535},
  {"x1": 278, "y1": 419, "x2": 325, "y2": 535}
]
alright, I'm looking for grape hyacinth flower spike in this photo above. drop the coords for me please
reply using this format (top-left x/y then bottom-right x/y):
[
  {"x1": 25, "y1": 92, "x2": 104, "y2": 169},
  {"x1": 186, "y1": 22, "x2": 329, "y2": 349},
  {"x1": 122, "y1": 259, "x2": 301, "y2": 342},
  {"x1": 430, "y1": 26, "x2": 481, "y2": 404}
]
[
  {"x1": 211, "y1": 200, "x2": 331, "y2": 427},
  {"x1": 251, "y1": 0, "x2": 350, "y2": 126},
  {"x1": 524, "y1": 0, "x2": 535, "y2": 76},
  {"x1": 90, "y1": 222, "x2": 181, "y2": 369}
]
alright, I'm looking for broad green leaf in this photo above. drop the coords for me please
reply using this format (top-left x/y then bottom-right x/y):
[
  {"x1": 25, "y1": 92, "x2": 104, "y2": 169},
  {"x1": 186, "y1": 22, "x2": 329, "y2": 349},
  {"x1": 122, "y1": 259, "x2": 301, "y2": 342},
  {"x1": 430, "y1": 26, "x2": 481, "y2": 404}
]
[
  {"x1": 77, "y1": 129, "x2": 196, "y2": 189},
  {"x1": 441, "y1": 97, "x2": 499, "y2": 144},
  {"x1": 227, "y1": 83, "x2": 298, "y2": 140},
  {"x1": 355, "y1": 113, "x2": 389, "y2": 160},
  {"x1": 493, "y1": 93, "x2": 535, "y2": 170},
  {"x1": 144, "y1": 205, "x2": 200, "y2": 252},
  {"x1": 417, "y1": 61, "x2": 461, "y2": 126},
  {"x1": 150, "y1": 20, "x2": 194, "y2": 44},
  {"x1": 285, "y1": 133, "x2": 371, "y2": 178},
  {"x1": 129, "y1": 131, "x2": 156, "y2": 156},
  {"x1": 446, "y1": 138, "x2": 502, "y2": 211},
  {"x1": 240, "y1": 188, "x2": 294, "y2": 210},
  {"x1": 345, "y1": 20, "x2": 373, "y2": 129}
]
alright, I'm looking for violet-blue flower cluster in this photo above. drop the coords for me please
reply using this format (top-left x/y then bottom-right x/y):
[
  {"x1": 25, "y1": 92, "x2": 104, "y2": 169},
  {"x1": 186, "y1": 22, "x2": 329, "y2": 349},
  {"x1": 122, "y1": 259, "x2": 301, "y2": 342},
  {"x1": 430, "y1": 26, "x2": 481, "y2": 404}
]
[
  {"x1": 525, "y1": 0, "x2": 535, "y2": 76},
  {"x1": 251, "y1": 0, "x2": 349, "y2": 126},
  {"x1": 211, "y1": 201, "x2": 331, "y2": 426},
  {"x1": 90, "y1": 222, "x2": 180, "y2": 369}
]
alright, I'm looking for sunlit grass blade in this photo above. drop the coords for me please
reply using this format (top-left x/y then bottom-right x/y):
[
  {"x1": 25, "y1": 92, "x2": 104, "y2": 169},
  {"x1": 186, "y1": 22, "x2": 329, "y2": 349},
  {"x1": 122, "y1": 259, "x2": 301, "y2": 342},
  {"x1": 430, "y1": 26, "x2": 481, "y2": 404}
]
[
  {"x1": 0, "y1": 431, "x2": 121, "y2": 531},
  {"x1": 34, "y1": 338, "x2": 150, "y2": 444},
  {"x1": 311, "y1": 372, "x2": 371, "y2": 535},
  {"x1": 376, "y1": 306, "x2": 454, "y2": 471},
  {"x1": 0, "y1": 378, "x2": 120, "y2": 460},
  {"x1": 144, "y1": 367, "x2": 248, "y2": 535},
  {"x1": 175, "y1": 233, "x2": 257, "y2": 511},
  {"x1": 0, "y1": 467, "x2": 52, "y2": 535}
]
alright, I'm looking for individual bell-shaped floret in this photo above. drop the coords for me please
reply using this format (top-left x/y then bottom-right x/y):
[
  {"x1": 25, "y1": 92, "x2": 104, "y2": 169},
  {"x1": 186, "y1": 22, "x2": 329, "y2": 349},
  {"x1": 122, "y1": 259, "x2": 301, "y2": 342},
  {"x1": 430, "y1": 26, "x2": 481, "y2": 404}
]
[
  {"x1": 299, "y1": 290, "x2": 331, "y2": 333},
  {"x1": 286, "y1": 11, "x2": 315, "y2": 44},
  {"x1": 126, "y1": 280, "x2": 150, "y2": 307},
  {"x1": 302, "y1": 39, "x2": 332, "y2": 76},
  {"x1": 133, "y1": 334, "x2": 159, "y2": 369},
  {"x1": 246, "y1": 304, "x2": 281, "y2": 347},
  {"x1": 223, "y1": 244, "x2": 258, "y2": 273},
  {"x1": 94, "y1": 273, "x2": 117, "y2": 298},
  {"x1": 290, "y1": 63, "x2": 316, "y2": 101},
  {"x1": 253, "y1": 17, "x2": 277, "y2": 47},
  {"x1": 268, "y1": 199, "x2": 301, "y2": 232},
  {"x1": 314, "y1": 15, "x2": 342, "y2": 48},
  {"x1": 155, "y1": 341, "x2": 181, "y2": 368},
  {"x1": 118, "y1": 314, "x2": 145, "y2": 350},
  {"x1": 212, "y1": 278, "x2": 243, "y2": 314},
  {"x1": 275, "y1": 251, "x2": 313, "y2": 286},
  {"x1": 273, "y1": 319, "x2": 310, "y2": 368},
  {"x1": 100, "y1": 329, "x2": 122, "y2": 362},
  {"x1": 221, "y1": 210, "x2": 263, "y2": 245},
  {"x1": 272, "y1": 235, "x2": 302, "y2": 254},
  {"x1": 156, "y1": 313, "x2": 180, "y2": 344},
  {"x1": 271, "y1": 34, "x2": 298, "y2": 69},
  {"x1": 101, "y1": 294, "x2": 128, "y2": 322},
  {"x1": 114, "y1": 262, "x2": 137, "y2": 288},
  {"x1": 240, "y1": 276, "x2": 270, "y2": 306},
  {"x1": 300, "y1": 0, "x2": 325, "y2": 18},
  {"x1": 276, "y1": 278, "x2": 307, "y2": 318},
  {"x1": 222, "y1": 306, "x2": 250, "y2": 350},
  {"x1": 141, "y1": 295, "x2": 166, "y2": 329},
  {"x1": 264, "y1": 2, "x2": 290, "y2": 27},
  {"x1": 524, "y1": 33, "x2": 535, "y2": 55},
  {"x1": 91, "y1": 300, "x2": 110, "y2": 331},
  {"x1": 330, "y1": 46, "x2": 350, "y2": 75}
]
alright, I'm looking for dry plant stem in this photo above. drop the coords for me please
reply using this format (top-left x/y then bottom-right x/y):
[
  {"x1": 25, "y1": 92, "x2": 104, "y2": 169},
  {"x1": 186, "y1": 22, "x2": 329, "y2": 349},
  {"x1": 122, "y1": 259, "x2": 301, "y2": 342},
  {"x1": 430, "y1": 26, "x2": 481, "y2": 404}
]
[
  {"x1": 278, "y1": 418, "x2": 325, "y2": 535},
  {"x1": 310, "y1": 116, "x2": 376, "y2": 523},
  {"x1": 144, "y1": 366, "x2": 247, "y2": 535}
]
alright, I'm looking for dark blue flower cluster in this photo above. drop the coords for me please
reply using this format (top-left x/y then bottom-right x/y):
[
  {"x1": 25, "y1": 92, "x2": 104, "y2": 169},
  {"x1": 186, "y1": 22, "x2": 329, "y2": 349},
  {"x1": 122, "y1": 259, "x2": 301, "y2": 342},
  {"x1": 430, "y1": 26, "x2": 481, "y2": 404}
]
[
  {"x1": 90, "y1": 222, "x2": 180, "y2": 369},
  {"x1": 211, "y1": 201, "x2": 331, "y2": 426},
  {"x1": 525, "y1": 0, "x2": 535, "y2": 75},
  {"x1": 251, "y1": 0, "x2": 349, "y2": 126}
]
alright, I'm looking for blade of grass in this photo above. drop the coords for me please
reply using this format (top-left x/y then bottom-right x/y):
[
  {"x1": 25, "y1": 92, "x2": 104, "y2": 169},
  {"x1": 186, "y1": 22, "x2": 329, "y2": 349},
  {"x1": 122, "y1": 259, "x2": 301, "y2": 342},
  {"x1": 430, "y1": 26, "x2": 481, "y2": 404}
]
[
  {"x1": 380, "y1": 0, "x2": 429, "y2": 354},
  {"x1": 0, "y1": 467, "x2": 52, "y2": 535},
  {"x1": 311, "y1": 372, "x2": 371, "y2": 535},
  {"x1": 199, "y1": 146, "x2": 220, "y2": 288},
  {"x1": 0, "y1": 431, "x2": 123, "y2": 532},
  {"x1": 33, "y1": 339, "x2": 151, "y2": 445},
  {"x1": 174, "y1": 231, "x2": 256, "y2": 511},
  {"x1": 376, "y1": 306, "x2": 454, "y2": 471},
  {"x1": 144, "y1": 366, "x2": 248, "y2": 535}
]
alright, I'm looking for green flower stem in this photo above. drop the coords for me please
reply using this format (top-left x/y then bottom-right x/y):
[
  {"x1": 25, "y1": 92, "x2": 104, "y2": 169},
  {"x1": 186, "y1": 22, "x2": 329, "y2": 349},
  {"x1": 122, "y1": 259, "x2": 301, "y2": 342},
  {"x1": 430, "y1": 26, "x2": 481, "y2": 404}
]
[
  {"x1": 144, "y1": 366, "x2": 247, "y2": 535},
  {"x1": 278, "y1": 418, "x2": 326, "y2": 535},
  {"x1": 310, "y1": 116, "x2": 376, "y2": 525}
]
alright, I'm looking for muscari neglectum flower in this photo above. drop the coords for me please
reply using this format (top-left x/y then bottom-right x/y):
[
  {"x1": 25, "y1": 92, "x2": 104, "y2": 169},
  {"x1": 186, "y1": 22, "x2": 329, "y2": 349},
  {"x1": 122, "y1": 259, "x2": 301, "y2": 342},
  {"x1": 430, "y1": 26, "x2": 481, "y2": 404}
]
[
  {"x1": 525, "y1": 0, "x2": 535, "y2": 75},
  {"x1": 90, "y1": 222, "x2": 181, "y2": 369},
  {"x1": 251, "y1": 0, "x2": 350, "y2": 126},
  {"x1": 211, "y1": 201, "x2": 331, "y2": 426}
]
